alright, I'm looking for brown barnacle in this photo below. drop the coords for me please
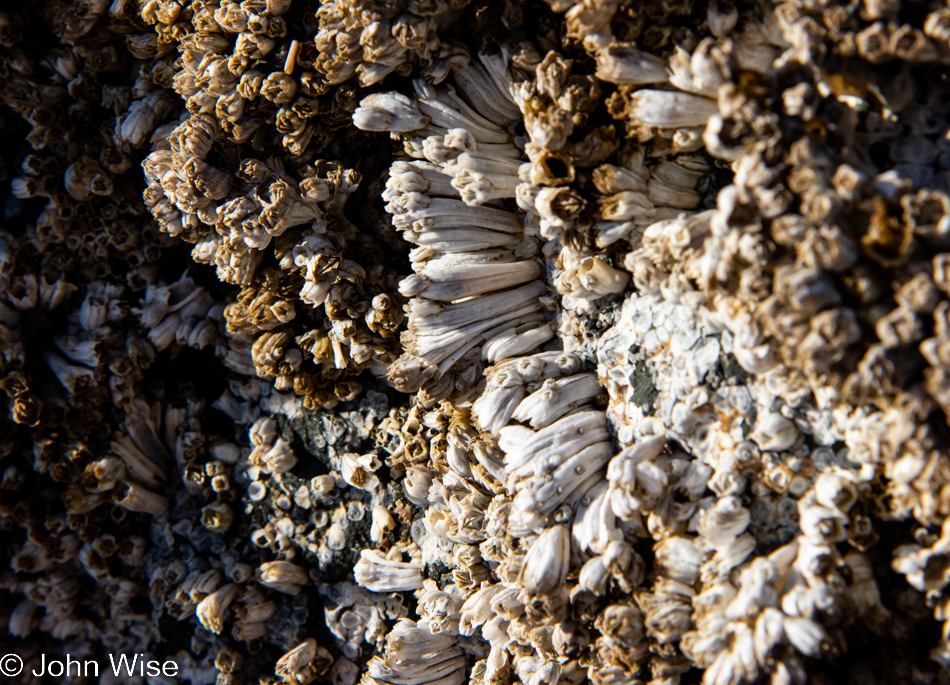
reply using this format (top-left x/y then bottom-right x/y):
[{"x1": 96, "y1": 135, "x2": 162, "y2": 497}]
[
  {"x1": 275, "y1": 638, "x2": 331, "y2": 685},
  {"x1": 236, "y1": 69, "x2": 266, "y2": 100},
  {"x1": 251, "y1": 329, "x2": 294, "y2": 379},
  {"x1": 933, "y1": 254, "x2": 950, "y2": 298},
  {"x1": 889, "y1": 24, "x2": 937, "y2": 62},
  {"x1": 832, "y1": 164, "x2": 868, "y2": 202},
  {"x1": 216, "y1": 90, "x2": 247, "y2": 124},
  {"x1": 876, "y1": 306, "x2": 925, "y2": 347},
  {"x1": 842, "y1": 342, "x2": 902, "y2": 399},
  {"x1": 773, "y1": 265, "x2": 841, "y2": 315},
  {"x1": 202, "y1": 502, "x2": 235, "y2": 533},
  {"x1": 8, "y1": 599, "x2": 38, "y2": 638},
  {"x1": 234, "y1": 586, "x2": 278, "y2": 623},
  {"x1": 259, "y1": 561, "x2": 309, "y2": 594},
  {"x1": 119, "y1": 536, "x2": 147, "y2": 567},
  {"x1": 800, "y1": 187, "x2": 843, "y2": 224},
  {"x1": 523, "y1": 93, "x2": 575, "y2": 151},
  {"x1": 215, "y1": 648, "x2": 245, "y2": 685},
  {"x1": 212, "y1": 0, "x2": 247, "y2": 31},
  {"x1": 925, "y1": 7, "x2": 950, "y2": 44},
  {"x1": 896, "y1": 273, "x2": 940, "y2": 314},
  {"x1": 182, "y1": 157, "x2": 232, "y2": 201},
  {"x1": 81, "y1": 457, "x2": 126, "y2": 492},
  {"x1": 902, "y1": 189, "x2": 950, "y2": 237},
  {"x1": 797, "y1": 224, "x2": 859, "y2": 272},
  {"x1": 258, "y1": 178, "x2": 325, "y2": 236},
  {"x1": 594, "y1": 604, "x2": 648, "y2": 668},
  {"x1": 567, "y1": 126, "x2": 619, "y2": 168},
  {"x1": 260, "y1": 72, "x2": 298, "y2": 105},
  {"x1": 197, "y1": 583, "x2": 240, "y2": 635},
  {"x1": 10, "y1": 175, "x2": 50, "y2": 199},
  {"x1": 528, "y1": 149, "x2": 575, "y2": 187},
  {"x1": 246, "y1": 289, "x2": 297, "y2": 331},
  {"x1": 113, "y1": 480, "x2": 168, "y2": 516},
  {"x1": 64, "y1": 157, "x2": 113, "y2": 201},
  {"x1": 233, "y1": 619, "x2": 269, "y2": 642},
  {"x1": 858, "y1": 0, "x2": 899, "y2": 21},
  {"x1": 856, "y1": 22, "x2": 892, "y2": 64},
  {"x1": 366, "y1": 294, "x2": 404, "y2": 339},
  {"x1": 62, "y1": 486, "x2": 110, "y2": 514},
  {"x1": 862, "y1": 196, "x2": 913, "y2": 266},
  {"x1": 707, "y1": 0, "x2": 738, "y2": 37},
  {"x1": 247, "y1": 11, "x2": 287, "y2": 38},
  {"x1": 236, "y1": 31, "x2": 277, "y2": 60},
  {"x1": 536, "y1": 187, "x2": 586, "y2": 239},
  {"x1": 11, "y1": 394, "x2": 43, "y2": 427},
  {"x1": 296, "y1": 328, "x2": 335, "y2": 368}
]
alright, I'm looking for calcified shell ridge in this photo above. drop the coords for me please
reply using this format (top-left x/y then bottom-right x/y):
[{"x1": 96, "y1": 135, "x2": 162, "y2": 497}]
[{"x1": 3, "y1": 0, "x2": 950, "y2": 684}]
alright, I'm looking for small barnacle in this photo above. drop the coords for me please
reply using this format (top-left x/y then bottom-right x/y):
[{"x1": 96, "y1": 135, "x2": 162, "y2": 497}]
[
  {"x1": 750, "y1": 412, "x2": 799, "y2": 452},
  {"x1": 260, "y1": 561, "x2": 309, "y2": 594},
  {"x1": 861, "y1": 196, "x2": 913, "y2": 266},
  {"x1": 354, "y1": 550, "x2": 425, "y2": 592},
  {"x1": 275, "y1": 638, "x2": 332, "y2": 684},
  {"x1": 260, "y1": 72, "x2": 297, "y2": 105},
  {"x1": 113, "y1": 480, "x2": 168, "y2": 516},
  {"x1": 341, "y1": 452, "x2": 381, "y2": 491},
  {"x1": 518, "y1": 525, "x2": 570, "y2": 597},
  {"x1": 889, "y1": 25, "x2": 936, "y2": 63},
  {"x1": 625, "y1": 89, "x2": 720, "y2": 129},
  {"x1": 856, "y1": 22, "x2": 892, "y2": 64},
  {"x1": 707, "y1": 0, "x2": 738, "y2": 38},
  {"x1": 354, "y1": 92, "x2": 429, "y2": 132},
  {"x1": 594, "y1": 46, "x2": 668, "y2": 86},
  {"x1": 902, "y1": 189, "x2": 950, "y2": 237},
  {"x1": 196, "y1": 583, "x2": 240, "y2": 635},
  {"x1": 202, "y1": 502, "x2": 235, "y2": 533}
]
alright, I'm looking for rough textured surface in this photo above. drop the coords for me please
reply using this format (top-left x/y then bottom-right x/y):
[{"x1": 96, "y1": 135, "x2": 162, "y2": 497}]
[{"x1": 5, "y1": 1, "x2": 950, "y2": 685}]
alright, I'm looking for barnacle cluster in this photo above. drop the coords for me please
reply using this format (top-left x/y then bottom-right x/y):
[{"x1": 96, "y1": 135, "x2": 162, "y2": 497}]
[{"x1": 8, "y1": 0, "x2": 950, "y2": 684}]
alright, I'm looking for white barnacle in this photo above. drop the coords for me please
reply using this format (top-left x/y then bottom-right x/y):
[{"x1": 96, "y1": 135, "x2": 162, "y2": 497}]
[
  {"x1": 594, "y1": 46, "x2": 669, "y2": 85},
  {"x1": 782, "y1": 616, "x2": 828, "y2": 658},
  {"x1": 259, "y1": 561, "x2": 309, "y2": 594},
  {"x1": 371, "y1": 506, "x2": 397, "y2": 544},
  {"x1": 626, "y1": 90, "x2": 719, "y2": 129},
  {"x1": 196, "y1": 583, "x2": 239, "y2": 635},
  {"x1": 353, "y1": 92, "x2": 430, "y2": 133},
  {"x1": 750, "y1": 412, "x2": 799, "y2": 452},
  {"x1": 354, "y1": 550, "x2": 425, "y2": 592},
  {"x1": 450, "y1": 53, "x2": 521, "y2": 126},
  {"x1": 341, "y1": 452, "x2": 381, "y2": 491},
  {"x1": 263, "y1": 437, "x2": 297, "y2": 474},
  {"x1": 363, "y1": 620, "x2": 465, "y2": 685},
  {"x1": 459, "y1": 583, "x2": 505, "y2": 636},
  {"x1": 518, "y1": 525, "x2": 570, "y2": 596},
  {"x1": 419, "y1": 582, "x2": 462, "y2": 635}
]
